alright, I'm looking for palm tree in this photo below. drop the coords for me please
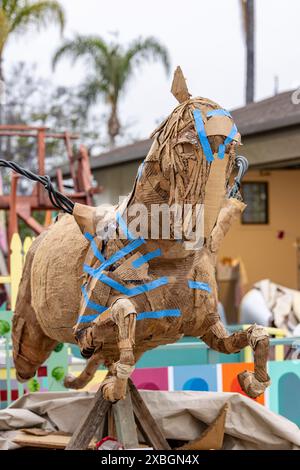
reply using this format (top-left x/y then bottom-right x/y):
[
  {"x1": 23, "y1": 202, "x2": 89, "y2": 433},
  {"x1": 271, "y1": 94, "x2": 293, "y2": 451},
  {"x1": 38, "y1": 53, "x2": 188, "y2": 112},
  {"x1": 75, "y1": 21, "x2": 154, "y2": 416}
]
[
  {"x1": 240, "y1": 0, "x2": 255, "y2": 103},
  {"x1": 52, "y1": 35, "x2": 170, "y2": 146},
  {"x1": 0, "y1": 0, "x2": 65, "y2": 81}
]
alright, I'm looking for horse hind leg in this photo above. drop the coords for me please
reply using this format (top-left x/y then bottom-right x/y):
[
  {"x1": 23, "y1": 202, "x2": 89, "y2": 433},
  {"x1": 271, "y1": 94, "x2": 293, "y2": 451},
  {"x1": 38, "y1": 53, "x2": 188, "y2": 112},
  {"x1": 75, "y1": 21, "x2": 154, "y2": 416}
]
[
  {"x1": 12, "y1": 307, "x2": 58, "y2": 383},
  {"x1": 75, "y1": 298, "x2": 137, "y2": 401},
  {"x1": 64, "y1": 350, "x2": 104, "y2": 389},
  {"x1": 201, "y1": 319, "x2": 270, "y2": 398},
  {"x1": 12, "y1": 233, "x2": 58, "y2": 382}
]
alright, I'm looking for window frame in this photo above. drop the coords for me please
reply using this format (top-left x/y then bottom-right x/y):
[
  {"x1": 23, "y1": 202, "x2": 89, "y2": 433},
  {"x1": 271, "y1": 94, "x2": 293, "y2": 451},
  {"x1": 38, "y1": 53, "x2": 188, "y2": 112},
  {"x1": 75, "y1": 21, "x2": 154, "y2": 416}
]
[{"x1": 241, "y1": 181, "x2": 269, "y2": 225}]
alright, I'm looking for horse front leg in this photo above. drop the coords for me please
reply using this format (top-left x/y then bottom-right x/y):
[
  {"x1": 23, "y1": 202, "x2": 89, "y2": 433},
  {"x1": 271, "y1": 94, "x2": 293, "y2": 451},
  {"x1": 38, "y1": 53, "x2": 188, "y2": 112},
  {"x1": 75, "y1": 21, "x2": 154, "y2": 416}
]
[
  {"x1": 75, "y1": 298, "x2": 137, "y2": 401},
  {"x1": 201, "y1": 319, "x2": 270, "y2": 398}
]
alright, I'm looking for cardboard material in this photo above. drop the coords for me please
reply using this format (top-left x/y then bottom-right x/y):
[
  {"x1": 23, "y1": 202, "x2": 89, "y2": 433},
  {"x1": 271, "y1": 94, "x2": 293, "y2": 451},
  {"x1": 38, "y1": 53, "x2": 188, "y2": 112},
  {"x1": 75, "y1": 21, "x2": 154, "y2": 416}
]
[
  {"x1": 171, "y1": 66, "x2": 191, "y2": 103},
  {"x1": 13, "y1": 429, "x2": 94, "y2": 449},
  {"x1": 12, "y1": 67, "x2": 269, "y2": 402},
  {"x1": 73, "y1": 203, "x2": 96, "y2": 235},
  {"x1": 177, "y1": 403, "x2": 227, "y2": 450}
]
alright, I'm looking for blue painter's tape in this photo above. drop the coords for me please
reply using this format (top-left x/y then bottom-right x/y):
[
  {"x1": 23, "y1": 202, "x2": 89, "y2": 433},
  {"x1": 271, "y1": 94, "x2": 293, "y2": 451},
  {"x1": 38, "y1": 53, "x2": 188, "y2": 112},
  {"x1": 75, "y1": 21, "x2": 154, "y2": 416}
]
[
  {"x1": 78, "y1": 314, "x2": 99, "y2": 324},
  {"x1": 78, "y1": 285, "x2": 108, "y2": 323},
  {"x1": 81, "y1": 285, "x2": 107, "y2": 314},
  {"x1": 91, "y1": 272, "x2": 169, "y2": 297},
  {"x1": 137, "y1": 160, "x2": 145, "y2": 180},
  {"x1": 116, "y1": 212, "x2": 138, "y2": 241},
  {"x1": 218, "y1": 123, "x2": 238, "y2": 159},
  {"x1": 84, "y1": 238, "x2": 145, "y2": 280},
  {"x1": 137, "y1": 309, "x2": 181, "y2": 320},
  {"x1": 207, "y1": 109, "x2": 232, "y2": 118},
  {"x1": 193, "y1": 109, "x2": 214, "y2": 162},
  {"x1": 188, "y1": 280, "x2": 212, "y2": 293},
  {"x1": 132, "y1": 248, "x2": 161, "y2": 268},
  {"x1": 84, "y1": 232, "x2": 106, "y2": 262}
]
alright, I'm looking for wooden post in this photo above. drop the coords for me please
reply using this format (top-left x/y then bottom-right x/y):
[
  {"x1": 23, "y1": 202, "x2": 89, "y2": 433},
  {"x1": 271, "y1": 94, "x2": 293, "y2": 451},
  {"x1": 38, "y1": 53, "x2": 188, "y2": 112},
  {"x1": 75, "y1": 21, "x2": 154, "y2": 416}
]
[
  {"x1": 129, "y1": 379, "x2": 171, "y2": 450},
  {"x1": 65, "y1": 385, "x2": 110, "y2": 450},
  {"x1": 10, "y1": 233, "x2": 23, "y2": 311},
  {"x1": 113, "y1": 389, "x2": 139, "y2": 449},
  {"x1": 37, "y1": 128, "x2": 46, "y2": 205},
  {"x1": 8, "y1": 173, "x2": 18, "y2": 245}
]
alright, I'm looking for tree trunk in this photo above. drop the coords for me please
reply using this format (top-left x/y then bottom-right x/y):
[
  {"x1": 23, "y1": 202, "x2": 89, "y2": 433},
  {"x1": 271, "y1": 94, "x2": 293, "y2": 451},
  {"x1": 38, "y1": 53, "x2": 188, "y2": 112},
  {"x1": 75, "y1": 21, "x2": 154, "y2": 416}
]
[
  {"x1": 0, "y1": 50, "x2": 4, "y2": 154},
  {"x1": 0, "y1": 50, "x2": 4, "y2": 83},
  {"x1": 107, "y1": 102, "x2": 120, "y2": 148},
  {"x1": 246, "y1": 0, "x2": 255, "y2": 104}
]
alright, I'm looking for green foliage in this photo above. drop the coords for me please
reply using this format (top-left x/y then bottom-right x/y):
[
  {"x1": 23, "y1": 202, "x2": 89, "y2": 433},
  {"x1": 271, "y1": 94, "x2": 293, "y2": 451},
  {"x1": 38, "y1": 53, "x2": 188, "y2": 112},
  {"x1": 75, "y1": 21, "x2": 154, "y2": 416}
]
[
  {"x1": 54, "y1": 342, "x2": 63, "y2": 353},
  {"x1": 51, "y1": 366, "x2": 64, "y2": 381},
  {"x1": 0, "y1": 319, "x2": 10, "y2": 335},
  {"x1": 27, "y1": 377, "x2": 40, "y2": 392},
  {"x1": 53, "y1": 34, "x2": 170, "y2": 145},
  {"x1": 0, "y1": 0, "x2": 65, "y2": 53}
]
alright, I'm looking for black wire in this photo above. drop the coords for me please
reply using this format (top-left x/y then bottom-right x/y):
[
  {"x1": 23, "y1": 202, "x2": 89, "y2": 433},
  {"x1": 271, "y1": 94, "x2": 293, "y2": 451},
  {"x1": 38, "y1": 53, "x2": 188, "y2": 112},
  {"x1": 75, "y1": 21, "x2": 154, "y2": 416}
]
[{"x1": 0, "y1": 159, "x2": 74, "y2": 214}]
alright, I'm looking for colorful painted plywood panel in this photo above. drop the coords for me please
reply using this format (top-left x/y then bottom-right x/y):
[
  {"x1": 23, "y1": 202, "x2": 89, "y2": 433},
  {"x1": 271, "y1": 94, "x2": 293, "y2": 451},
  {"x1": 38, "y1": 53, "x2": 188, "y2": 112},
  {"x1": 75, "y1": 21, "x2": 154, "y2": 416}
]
[
  {"x1": 131, "y1": 367, "x2": 169, "y2": 390},
  {"x1": 222, "y1": 362, "x2": 265, "y2": 405},
  {"x1": 268, "y1": 360, "x2": 300, "y2": 427},
  {"x1": 173, "y1": 364, "x2": 219, "y2": 392}
]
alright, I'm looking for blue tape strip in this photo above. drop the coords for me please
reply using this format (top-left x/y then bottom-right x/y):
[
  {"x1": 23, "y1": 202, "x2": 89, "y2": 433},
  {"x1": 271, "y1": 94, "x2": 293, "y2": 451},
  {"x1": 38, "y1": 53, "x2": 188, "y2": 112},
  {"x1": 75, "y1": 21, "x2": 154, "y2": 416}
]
[
  {"x1": 207, "y1": 109, "x2": 232, "y2": 118},
  {"x1": 81, "y1": 285, "x2": 107, "y2": 313},
  {"x1": 84, "y1": 232, "x2": 106, "y2": 262},
  {"x1": 218, "y1": 123, "x2": 238, "y2": 159},
  {"x1": 84, "y1": 238, "x2": 145, "y2": 280},
  {"x1": 78, "y1": 314, "x2": 100, "y2": 323},
  {"x1": 86, "y1": 272, "x2": 169, "y2": 297},
  {"x1": 116, "y1": 212, "x2": 138, "y2": 241},
  {"x1": 137, "y1": 160, "x2": 145, "y2": 180},
  {"x1": 193, "y1": 109, "x2": 214, "y2": 162},
  {"x1": 132, "y1": 248, "x2": 161, "y2": 268},
  {"x1": 78, "y1": 285, "x2": 108, "y2": 323},
  {"x1": 137, "y1": 309, "x2": 181, "y2": 320},
  {"x1": 188, "y1": 280, "x2": 212, "y2": 293}
]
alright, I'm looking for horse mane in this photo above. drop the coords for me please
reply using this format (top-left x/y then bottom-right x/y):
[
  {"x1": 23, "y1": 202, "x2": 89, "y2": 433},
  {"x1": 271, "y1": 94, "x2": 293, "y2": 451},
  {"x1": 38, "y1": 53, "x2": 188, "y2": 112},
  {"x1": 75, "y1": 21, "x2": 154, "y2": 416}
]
[{"x1": 149, "y1": 98, "x2": 237, "y2": 205}]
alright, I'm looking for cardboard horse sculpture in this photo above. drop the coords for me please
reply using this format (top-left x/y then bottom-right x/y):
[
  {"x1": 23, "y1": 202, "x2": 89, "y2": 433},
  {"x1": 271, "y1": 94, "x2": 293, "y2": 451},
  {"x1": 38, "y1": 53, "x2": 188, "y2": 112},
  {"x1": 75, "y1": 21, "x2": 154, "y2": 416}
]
[{"x1": 11, "y1": 68, "x2": 271, "y2": 402}]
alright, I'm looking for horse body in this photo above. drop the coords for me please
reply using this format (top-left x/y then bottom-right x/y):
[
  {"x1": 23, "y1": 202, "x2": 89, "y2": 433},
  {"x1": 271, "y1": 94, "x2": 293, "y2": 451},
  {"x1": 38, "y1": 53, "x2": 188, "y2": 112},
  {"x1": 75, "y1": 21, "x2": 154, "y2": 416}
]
[{"x1": 12, "y1": 72, "x2": 271, "y2": 401}]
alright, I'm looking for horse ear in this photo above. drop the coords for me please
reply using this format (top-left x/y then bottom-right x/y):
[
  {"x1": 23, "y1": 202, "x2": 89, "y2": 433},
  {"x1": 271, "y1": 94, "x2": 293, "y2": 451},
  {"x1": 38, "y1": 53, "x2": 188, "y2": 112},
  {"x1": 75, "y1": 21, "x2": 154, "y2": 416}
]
[
  {"x1": 171, "y1": 66, "x2": 191, "y2": 103},
  {"x1": 73, "y1": 203, "x2": 96, "y2": 235}
]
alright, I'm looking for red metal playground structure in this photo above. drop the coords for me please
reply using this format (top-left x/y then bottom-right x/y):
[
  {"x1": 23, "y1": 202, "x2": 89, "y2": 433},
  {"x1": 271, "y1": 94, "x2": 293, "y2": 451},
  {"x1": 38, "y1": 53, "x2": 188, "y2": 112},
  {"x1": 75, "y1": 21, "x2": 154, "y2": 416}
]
[{"x1": 0, "y1": 124, "x2": 101, "y2": 244}]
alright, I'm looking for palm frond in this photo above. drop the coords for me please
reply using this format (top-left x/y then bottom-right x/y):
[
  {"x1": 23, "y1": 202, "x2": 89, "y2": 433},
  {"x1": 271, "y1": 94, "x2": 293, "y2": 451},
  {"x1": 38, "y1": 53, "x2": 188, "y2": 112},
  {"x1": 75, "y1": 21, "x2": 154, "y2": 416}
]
[
  {"x1": 52, "y1": 35, "x2": 108, "y2": 69},
  {"x1": 1, "y1": 0, "x2": 19, "y2": 16},
  {"x1": 0, "y1": 7, "x2": 10, "y2": 51},
  {"x1": 124, "y1": 36, "x2": 171, "y2": 75},
  {"x1": 79, "y1": 78, "x2": 109, "y2": 106},
  {"x1": 11, "y1": 1, "x2": 65, "y2": 35}
]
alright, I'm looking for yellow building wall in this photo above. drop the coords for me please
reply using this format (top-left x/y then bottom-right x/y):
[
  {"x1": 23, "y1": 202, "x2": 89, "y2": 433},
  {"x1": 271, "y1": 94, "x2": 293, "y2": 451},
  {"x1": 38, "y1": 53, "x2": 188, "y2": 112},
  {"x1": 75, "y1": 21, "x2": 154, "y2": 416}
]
[{"x1": 219, "y1": 169, "x2": 300, "y2": 290}]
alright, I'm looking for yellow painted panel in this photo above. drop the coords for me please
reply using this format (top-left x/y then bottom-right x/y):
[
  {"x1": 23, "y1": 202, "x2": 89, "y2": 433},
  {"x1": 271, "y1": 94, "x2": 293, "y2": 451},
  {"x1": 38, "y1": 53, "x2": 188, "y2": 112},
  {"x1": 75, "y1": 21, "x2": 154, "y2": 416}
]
[{"x1": 0, "y1": 369, "x2": 17, "y2": 379}]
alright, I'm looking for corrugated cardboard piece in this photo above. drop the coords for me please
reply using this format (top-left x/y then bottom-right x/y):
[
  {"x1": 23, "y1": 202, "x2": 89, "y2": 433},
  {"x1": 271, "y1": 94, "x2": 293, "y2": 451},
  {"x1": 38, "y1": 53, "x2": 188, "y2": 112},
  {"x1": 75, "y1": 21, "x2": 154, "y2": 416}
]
[
  {"x1": 11, "y1": 67, "x2": 269, "y2": 403},
  {"x1": 171, "y1": 66, "x2": 191, "y2": 103}
]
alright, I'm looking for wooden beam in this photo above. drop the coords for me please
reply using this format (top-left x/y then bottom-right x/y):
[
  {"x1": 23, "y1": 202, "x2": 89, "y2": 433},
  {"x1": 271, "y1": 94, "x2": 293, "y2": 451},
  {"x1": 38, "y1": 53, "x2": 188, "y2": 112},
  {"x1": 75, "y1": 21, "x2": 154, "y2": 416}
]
[
  {"x1": 113, "y1": 389, "x2": 139, "y2": 449},
  {"x1": 65, "y1": 386, "x2": 110, "y2": 450},
  {"x1": 128, "y1": 379, "x2": 170, "y2": 450}
]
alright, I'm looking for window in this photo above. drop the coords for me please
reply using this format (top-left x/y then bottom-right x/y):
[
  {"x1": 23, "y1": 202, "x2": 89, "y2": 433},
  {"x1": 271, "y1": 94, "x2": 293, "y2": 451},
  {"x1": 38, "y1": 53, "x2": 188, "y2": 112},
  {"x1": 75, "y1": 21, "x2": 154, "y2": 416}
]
[{"x1": 241, "y1": 182, "x2": 269, "y2": 224}]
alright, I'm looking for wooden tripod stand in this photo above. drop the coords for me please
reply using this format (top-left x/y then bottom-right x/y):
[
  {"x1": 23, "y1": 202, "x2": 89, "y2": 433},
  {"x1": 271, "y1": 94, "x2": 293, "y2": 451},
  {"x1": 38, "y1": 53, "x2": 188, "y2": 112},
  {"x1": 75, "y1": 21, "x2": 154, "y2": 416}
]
[{"x1": 66, "y1": 379, "x2": 170, "y2": 450}]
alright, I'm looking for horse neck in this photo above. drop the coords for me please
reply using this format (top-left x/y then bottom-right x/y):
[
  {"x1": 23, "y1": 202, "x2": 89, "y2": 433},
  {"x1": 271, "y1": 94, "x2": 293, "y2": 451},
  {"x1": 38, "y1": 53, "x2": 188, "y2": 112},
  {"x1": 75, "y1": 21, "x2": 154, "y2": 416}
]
[{"x1": 125, "y1": 175, "x2": 200, "y2": 260}]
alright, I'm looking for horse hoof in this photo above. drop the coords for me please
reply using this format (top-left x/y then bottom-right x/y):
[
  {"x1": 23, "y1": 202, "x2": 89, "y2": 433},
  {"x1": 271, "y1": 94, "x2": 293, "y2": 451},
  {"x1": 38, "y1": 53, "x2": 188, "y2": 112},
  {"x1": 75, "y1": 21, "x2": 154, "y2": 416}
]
[
  {"x1": 75, "y1": 328, "x2": 95, "y2": 358},
  {"x1": 101, "y1": 376, "x2": 125, "y2": 402},
  {"x1": 238, "y1": 370, "x2": 270, "y2": 399},
  {"x1": 80, "y1": 347, "x2": 95, "y2": 359},
  {"x1": 64, "y1": 374, "x2": 78, "y2": 389}
]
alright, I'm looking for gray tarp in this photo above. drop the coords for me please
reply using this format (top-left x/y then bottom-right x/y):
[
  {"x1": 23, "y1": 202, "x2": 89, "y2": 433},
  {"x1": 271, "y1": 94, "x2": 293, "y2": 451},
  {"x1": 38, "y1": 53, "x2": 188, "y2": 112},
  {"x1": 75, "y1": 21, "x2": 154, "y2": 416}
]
[{"x1": 0, "y1": 390, "x2": 300, "y2": 450}]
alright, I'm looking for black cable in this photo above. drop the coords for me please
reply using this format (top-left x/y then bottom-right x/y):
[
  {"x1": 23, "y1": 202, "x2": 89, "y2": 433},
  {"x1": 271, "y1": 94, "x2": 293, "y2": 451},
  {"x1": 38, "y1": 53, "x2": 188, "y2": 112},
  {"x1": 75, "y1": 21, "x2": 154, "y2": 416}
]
[{"x1": 0, "y1": 159, "x2": 74, "y2": 214}]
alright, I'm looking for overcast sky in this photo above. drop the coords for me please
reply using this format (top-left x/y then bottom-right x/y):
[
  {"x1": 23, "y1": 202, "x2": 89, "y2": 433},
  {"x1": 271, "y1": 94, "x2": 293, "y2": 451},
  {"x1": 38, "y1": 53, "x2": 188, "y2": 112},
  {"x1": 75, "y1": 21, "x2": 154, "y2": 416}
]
[{"x1": 5, "y1": 0, "x2": 300, "y2": 141}]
